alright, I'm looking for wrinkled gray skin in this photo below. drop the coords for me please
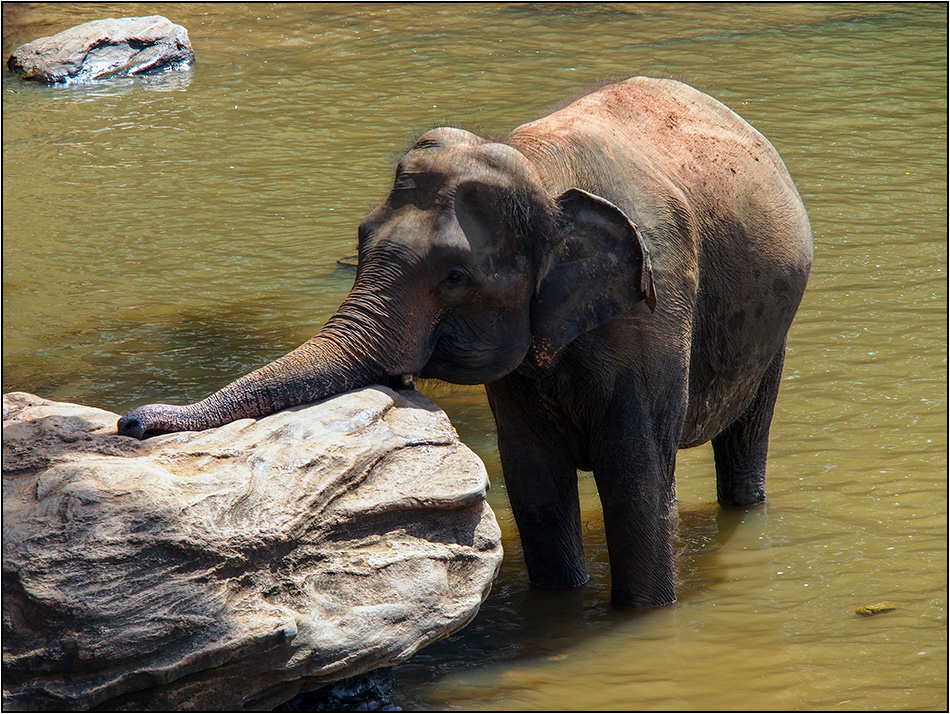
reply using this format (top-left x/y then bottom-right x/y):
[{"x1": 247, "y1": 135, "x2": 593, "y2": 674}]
[{"x1": 119, "y1": 77, "x2": 812, "y2": 608}]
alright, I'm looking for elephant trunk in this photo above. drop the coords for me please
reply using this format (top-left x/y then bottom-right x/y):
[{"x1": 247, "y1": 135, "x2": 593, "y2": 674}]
[{"x1": 117, "y1": 288, "x2": 421, "y2": 439}]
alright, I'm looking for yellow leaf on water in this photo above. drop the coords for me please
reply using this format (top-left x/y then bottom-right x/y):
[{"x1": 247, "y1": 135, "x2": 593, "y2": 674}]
[{"x1": 855, "y1": 602, "x2": 896, "y2": 617}]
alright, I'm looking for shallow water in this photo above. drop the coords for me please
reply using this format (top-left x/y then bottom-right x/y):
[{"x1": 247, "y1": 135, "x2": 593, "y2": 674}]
[{"x1": 2, "y1": 3, "x2": 946, "y2": 710}]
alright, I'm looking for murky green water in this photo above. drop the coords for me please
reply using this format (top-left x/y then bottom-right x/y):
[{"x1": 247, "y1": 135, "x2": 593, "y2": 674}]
[{"x1": 3, "y1": 3, "x2": 946, "y2": 710}]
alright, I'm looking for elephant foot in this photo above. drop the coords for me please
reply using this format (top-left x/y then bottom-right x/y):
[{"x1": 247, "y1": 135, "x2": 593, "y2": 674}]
[
  {"x1": 528, "y1": 572, "x2": 591, "y2": 591},
  {"x1": 524, "y1": 554, "x2": 590, "y2": 591},
  {"x1": 610, "y1": 581, "x2": 677, "y2": 610},
  {"x1": 717, "y1": 483, "x2": 767, "y2": 508},
  {"x1": 611, "y1": 594, "x2": 678, "y2": 610}
]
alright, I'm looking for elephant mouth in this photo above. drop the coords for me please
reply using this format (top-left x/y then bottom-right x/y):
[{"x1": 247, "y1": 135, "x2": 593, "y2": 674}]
[{"x1": 382, "y1": 373, "x2": 416, "y2": 391}]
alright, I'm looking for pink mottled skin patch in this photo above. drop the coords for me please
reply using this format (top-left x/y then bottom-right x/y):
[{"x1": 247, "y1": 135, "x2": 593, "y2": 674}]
[{"x1": 507, "y1": 77, "x2": 786, "y2": 200}]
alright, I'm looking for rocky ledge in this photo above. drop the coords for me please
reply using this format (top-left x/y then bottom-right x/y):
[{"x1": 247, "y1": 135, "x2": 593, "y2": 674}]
[
  {"x1": 6, "y1": 16, "x2": 194, "y2": 84},
  {"x1": 2, "y1": 388, "x2": 502, "y2": 711}
]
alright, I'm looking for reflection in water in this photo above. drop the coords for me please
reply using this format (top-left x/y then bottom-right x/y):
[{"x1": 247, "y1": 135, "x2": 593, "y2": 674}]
[{"x1": 2, "y1": 3, "x2": 945, "y2": 711}]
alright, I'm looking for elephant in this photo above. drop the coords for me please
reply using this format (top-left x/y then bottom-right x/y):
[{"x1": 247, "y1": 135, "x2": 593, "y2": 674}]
[{"x1": 118, "y1": 77, "x2": 812, "y2": 608}]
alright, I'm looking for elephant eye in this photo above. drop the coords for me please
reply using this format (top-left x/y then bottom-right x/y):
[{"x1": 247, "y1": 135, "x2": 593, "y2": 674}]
[{"x1": 444, "y1": 268, "x2": 467, "y2": 286}]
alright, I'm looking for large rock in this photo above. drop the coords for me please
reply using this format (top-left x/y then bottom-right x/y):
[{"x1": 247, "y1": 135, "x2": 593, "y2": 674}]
[
  {"x1": 1, "y1": 389, "x2": 502, "y2": 711},
  {"x1": 6, "y1": 16, "x2": 194, "y2": 84}
]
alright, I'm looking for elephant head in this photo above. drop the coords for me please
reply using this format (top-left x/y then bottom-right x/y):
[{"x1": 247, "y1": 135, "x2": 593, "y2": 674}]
[{"x1": 117, "y1": 127, "x2": 657, "y2": 439}]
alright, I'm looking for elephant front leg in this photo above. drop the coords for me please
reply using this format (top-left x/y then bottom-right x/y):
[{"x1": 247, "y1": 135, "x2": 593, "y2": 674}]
[
  {"x1": 592, "y1": 458, "x2": 678, "y2": 608},
  {"x1": 591, "y1": 378, "x2": 685, "y2": 608},
  {"x1": 487, "y1": 377, "x2": 589, "y2": 590}
]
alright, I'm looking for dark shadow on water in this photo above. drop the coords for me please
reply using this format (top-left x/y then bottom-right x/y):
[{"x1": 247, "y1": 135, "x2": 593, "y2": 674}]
[{"x1": 392, "y1": 498, "x2": 756, "y2": 709}]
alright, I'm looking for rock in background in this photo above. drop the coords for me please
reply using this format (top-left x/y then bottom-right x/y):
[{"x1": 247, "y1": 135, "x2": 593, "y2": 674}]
[
  {"x1": 6, "y1": 16, "x2": 194, "y2": 84},
  {"x1": 2, "y1": 389, "x2": 502, "y2": 711}
]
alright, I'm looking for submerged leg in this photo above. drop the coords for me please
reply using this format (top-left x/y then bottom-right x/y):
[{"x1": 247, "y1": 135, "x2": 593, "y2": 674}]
[
  {"x1": 591, "y1": 373, "x2": 683, "y2": 608},
  {"x1": 487, "y1": 375, "x2": 589, "y2": 589}
]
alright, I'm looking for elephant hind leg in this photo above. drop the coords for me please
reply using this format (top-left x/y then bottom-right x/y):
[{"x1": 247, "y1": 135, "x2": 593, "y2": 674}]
[{"x1": 712, "y1": 339, "x2": 787, "y2": 507}]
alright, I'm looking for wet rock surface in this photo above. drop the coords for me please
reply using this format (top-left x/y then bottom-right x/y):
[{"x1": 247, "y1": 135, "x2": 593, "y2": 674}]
[
  {"x1": 1, "y1": 389, "x2": 501, "y2": 711},
  {"x1": 6, "y1": 16, "x2": 194, "y2": 84}
]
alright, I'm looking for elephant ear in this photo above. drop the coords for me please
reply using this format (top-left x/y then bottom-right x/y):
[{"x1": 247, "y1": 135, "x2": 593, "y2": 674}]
[{"x1": 528, "y1": 188, "x2": 657, "y2": 370}]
